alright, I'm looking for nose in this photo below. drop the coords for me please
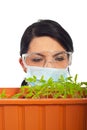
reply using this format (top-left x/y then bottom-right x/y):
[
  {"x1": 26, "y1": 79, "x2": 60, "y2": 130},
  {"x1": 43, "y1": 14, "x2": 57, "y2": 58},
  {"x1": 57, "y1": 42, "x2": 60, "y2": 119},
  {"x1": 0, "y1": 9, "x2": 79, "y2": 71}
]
[{"x1": 44, "y1": 61, "x2": 53, "y2": 68}]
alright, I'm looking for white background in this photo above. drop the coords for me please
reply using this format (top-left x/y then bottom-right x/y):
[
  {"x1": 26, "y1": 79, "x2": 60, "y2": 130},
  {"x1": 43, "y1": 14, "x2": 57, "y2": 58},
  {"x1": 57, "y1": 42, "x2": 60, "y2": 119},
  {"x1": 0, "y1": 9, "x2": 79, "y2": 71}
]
[{"x1": 0, "y1": 0, "x2": 87, "y2": 87}]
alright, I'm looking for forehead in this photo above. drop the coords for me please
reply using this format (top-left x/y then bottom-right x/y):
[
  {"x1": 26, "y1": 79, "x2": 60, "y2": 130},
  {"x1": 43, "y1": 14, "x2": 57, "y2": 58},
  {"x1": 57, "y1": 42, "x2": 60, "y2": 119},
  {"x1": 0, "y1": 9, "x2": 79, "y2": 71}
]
[{"x1": 28, "y1": 36, "x2": 65, "y2": 53}]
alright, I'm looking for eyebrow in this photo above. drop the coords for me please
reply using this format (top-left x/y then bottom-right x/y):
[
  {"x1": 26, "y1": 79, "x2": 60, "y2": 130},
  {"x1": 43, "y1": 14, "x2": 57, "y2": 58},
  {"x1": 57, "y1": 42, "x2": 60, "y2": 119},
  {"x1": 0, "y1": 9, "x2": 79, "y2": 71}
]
[
  {"x1": 53, "y1": 51, "x2": 66, "y2": 57},
  {"x1": 31, "y1": 51, "x2": 67, "y2": 57},
  {"x1": 33, "y1": 53, "x2": 45, "y2": 57}
]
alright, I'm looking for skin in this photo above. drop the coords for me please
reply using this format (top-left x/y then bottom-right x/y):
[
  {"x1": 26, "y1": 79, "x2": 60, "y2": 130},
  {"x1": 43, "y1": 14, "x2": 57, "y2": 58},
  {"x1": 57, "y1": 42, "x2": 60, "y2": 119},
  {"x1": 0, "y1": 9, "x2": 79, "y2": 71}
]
[{"x1": 19, "y1": 36, "x2": 67, "y2": 72}]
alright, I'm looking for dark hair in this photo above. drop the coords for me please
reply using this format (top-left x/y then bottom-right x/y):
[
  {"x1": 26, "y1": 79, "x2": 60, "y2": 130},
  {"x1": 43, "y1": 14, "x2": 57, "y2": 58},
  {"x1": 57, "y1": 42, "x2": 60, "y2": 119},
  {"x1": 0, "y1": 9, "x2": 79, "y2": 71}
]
[{"x1": 20, "y1": 19, "x2": 74, "y2": 56}]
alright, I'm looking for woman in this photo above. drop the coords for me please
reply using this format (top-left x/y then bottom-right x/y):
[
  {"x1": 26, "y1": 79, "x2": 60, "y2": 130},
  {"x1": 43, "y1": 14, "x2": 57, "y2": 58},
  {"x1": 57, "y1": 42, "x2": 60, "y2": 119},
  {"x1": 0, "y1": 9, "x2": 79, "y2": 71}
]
[{"x1": 19, "y1": 19, "x2": 74, "y2": 86}]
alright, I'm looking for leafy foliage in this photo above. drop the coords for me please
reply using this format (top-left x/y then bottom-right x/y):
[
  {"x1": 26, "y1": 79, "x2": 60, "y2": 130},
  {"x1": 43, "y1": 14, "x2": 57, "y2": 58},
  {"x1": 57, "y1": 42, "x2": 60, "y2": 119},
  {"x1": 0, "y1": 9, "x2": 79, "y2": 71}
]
[
  {"x1": 0, "y1": 90, "x2": 6, "y2": 98},
  {"x1": 0, "y1": 74, "x2": 87, "y2": 99},
  {"x1": 14, "y1": 74, "x2": 87, "y2": 98}
]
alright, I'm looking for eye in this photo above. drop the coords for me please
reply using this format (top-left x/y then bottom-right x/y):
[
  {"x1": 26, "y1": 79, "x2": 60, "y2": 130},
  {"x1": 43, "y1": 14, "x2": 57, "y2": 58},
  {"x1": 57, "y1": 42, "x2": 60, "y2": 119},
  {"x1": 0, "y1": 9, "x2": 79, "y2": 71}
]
[
  {"x1": 54, "y1": 56, "x2": 65, "y2": 61},
  {"x1": 29, "y1": 54, "x2": 44, "y2": 63},
  {"x1": 31, "y1": 57, "x2": 43, "y2": 62}
]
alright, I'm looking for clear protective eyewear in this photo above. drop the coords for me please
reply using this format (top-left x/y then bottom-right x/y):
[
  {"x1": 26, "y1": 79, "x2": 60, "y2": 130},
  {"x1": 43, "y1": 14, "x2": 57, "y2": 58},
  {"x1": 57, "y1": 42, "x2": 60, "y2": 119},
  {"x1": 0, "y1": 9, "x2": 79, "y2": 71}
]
[{"x1": 22, "y1": 51, "x2": 72, "y2": 68}]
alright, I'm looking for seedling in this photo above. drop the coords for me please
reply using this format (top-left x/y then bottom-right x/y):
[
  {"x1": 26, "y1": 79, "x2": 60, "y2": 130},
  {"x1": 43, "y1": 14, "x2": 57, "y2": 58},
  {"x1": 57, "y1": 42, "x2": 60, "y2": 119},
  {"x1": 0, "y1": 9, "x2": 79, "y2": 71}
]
[
  {"x1": 0, "y1": 74, "x2": 87, "y2": 99},
  {"x1": 13, "y1": 74, "x2": 87, "y2": 99}
]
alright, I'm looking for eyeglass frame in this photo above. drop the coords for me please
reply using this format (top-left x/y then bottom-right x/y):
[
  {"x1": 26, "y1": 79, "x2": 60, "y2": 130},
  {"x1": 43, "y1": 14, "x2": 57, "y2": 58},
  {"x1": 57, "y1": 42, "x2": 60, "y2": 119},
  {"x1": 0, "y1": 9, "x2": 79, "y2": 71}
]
[{"x1": 22, "y1": 51, "x2": 72, "y2": 68}]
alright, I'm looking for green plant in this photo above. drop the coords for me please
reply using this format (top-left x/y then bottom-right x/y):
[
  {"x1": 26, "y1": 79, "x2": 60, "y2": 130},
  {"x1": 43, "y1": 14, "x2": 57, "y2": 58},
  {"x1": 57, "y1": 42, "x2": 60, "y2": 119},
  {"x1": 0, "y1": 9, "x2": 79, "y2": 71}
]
[
  {"x1": 0, "y1": 89, "x2": 7, "y2": 98},
  {"x1": 0, "y1": 74, "x2": 87, "y2": 99},
  {"x1": 12, "y1": 74, "x2": 87, "y2": 98}
]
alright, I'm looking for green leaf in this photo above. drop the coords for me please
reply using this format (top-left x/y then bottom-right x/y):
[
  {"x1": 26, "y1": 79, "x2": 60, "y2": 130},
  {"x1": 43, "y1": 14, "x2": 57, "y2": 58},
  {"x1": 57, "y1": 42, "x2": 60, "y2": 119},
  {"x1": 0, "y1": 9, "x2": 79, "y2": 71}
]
[{"x1": 0, "y1": 90, "x2": 6, "y2": 98}]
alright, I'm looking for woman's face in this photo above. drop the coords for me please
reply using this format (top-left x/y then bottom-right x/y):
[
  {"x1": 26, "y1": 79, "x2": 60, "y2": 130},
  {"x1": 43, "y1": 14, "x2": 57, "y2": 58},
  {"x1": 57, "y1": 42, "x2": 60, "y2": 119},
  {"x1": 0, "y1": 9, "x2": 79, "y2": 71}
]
[{"x1": 19, "y1": 36, "x2": 70, "y2": 72}]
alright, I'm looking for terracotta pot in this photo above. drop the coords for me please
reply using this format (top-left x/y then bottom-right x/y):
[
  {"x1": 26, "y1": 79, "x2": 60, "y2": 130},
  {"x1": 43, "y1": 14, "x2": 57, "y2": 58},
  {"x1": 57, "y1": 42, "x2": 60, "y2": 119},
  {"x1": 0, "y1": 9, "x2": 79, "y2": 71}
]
[{"x1": 0, "y1": 88, "x2": 87, "y2": 130}]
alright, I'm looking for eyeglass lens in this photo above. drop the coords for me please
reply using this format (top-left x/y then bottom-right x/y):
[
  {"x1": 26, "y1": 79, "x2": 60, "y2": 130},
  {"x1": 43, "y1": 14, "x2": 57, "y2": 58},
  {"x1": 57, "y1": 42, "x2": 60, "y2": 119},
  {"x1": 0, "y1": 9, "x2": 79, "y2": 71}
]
[{"x1": 23, "y1": 51, "x2": 71, "y2": 68}]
